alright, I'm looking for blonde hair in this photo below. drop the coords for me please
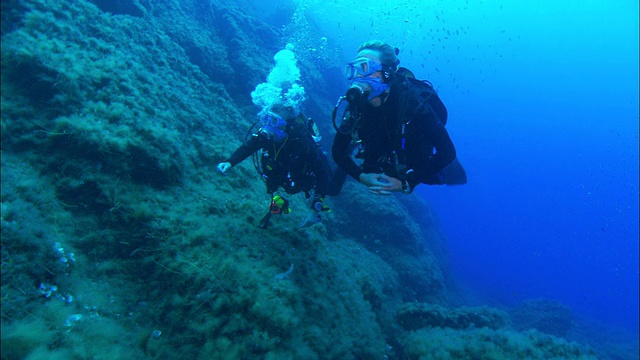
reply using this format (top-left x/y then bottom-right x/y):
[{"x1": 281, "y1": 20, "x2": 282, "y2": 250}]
[
  {"x1": 358, "y1": 40, "x2": 400, "y2": 69},
  {"x1": 269, "y1": 103, "x2": 298, "y2": 121}
]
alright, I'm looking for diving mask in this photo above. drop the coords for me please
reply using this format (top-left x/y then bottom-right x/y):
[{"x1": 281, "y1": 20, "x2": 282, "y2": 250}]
[
  {"x1": 259, "y1": 112, "x2": 288, "y2": 141},
  {"x1": 344, "y1": 58, "x2": 383, "y2": 80}
]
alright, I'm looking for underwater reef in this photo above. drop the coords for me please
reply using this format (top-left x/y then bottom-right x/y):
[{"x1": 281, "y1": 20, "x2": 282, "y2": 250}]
[{"x1": 0, "y1": 0, "x2": 605, "y2": 359}]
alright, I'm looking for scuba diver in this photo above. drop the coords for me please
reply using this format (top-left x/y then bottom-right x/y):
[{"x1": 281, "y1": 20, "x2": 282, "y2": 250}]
[
  {"x1": 331, "y1": 40, "x2": 467, "y2": 195},
  {"x1": 218, "y1": 103, "x2": 343, "y2": 229}
]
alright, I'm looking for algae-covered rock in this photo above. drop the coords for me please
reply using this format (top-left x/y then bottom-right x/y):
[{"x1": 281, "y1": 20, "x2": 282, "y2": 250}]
[
  {"x1": 400, "y1": 326, "x2": 598, "y2": 360},
  {"x1": 509, "y1": 298, "x2": 575, "y2": 337},
  {"x1": 397, "y1": 302, "x2": 510, "y2": 331}
]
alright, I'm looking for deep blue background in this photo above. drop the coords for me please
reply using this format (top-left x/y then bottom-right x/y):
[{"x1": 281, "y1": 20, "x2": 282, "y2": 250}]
[
  {"x1": 412, "y1": 2, "x2": 639, "y2": 332},
  {"x1": 414, "y1": 2, "x2": 639, "y2": 333},
  {"x1": 250, "y1": 0, "x2": 639, "y2": 333}
]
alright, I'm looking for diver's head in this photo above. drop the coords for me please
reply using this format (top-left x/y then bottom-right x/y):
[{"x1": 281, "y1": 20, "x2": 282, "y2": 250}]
[
  {"x1": 344, "y1": 40, "x2": 400, "y2": 107},
  {"x1": 258, "y1": 104, "x2": 297, "y2": 142},
  {"x1": 269, "y1": 103, "x2": 298, "y2": 121},
  {"x1": 356, "y1": 40, "x2": 400, "y2": 74}
]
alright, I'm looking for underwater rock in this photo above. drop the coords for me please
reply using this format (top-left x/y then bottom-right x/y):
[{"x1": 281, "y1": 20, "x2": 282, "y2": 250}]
[
  {"x1": 396, "y1": 302, "x2": 510, "y2": 331},
  {"x1": 89, "y1": 0, "x2": 146, "y2": 17},
  {"x1": 509, "y1": 298, "x2": 574, "y2": 337}
]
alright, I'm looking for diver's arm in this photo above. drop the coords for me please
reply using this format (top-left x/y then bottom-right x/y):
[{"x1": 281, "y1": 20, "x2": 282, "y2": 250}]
[
  {"x1": 331, "y1": 132, "x2": 363, "y2": 180},
  {"x1": 225, "y1": 134, "x2": 266, "y2": 166}
]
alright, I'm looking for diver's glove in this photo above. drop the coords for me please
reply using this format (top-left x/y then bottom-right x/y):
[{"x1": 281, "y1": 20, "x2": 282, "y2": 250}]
[
  {"x1": 311, "y1": 195, "x2": 330, "y2": 212},
  {"x1": 217, "y1": 162, "x2": 231, "y2": 173}
]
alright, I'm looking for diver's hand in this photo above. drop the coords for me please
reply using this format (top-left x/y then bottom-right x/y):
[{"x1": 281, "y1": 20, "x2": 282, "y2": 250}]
[
  {"x1": 217, "y1": 162, "x2": 231, "y2": 174},
  {"x1": 359, "y1": 173, "x2": 402, "y2": 195}
]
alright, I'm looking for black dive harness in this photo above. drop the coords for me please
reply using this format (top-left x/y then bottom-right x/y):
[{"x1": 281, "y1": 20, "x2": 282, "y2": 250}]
[
  {"x1": 331, "y1": 77, "x2": 440, "y2": 192},
  {"x1": 331, "y1": 78, "x2": 416, "y2": 179}
]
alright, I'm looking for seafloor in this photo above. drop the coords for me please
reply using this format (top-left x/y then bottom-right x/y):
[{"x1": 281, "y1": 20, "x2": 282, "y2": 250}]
[{"x1": 0, "y1": 0, "x2": 635, "y2": 359}]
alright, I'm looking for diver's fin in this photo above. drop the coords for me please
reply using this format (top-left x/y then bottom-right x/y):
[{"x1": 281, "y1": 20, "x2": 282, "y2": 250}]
[
  {"x1": 259, "y1": 212, "x2": 272, "y2": 229},
  {"x1": 425, "y1": 158, "x2": 467, "y2": 185},
  {"x1": 299, "y1": 213, "x2": 321, "y2": 228}
]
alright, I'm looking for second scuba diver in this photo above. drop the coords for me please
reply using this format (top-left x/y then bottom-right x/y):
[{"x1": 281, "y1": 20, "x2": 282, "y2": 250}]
[{"x1": 331, "y1": 40, "x2": 467, "y2": 195}]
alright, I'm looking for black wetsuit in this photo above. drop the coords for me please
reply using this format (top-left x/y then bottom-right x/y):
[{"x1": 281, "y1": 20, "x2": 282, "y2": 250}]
[
  {"x1": 332, "y1": 75, "x2": 459, "y2": 190},
  {"x1": 226, "y1": 123, "x2": 335, "y2": 198}
]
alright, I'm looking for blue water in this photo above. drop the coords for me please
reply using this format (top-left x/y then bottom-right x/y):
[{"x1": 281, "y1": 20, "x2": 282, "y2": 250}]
[
  {"x1": 416, "y1": 2, "x2": 640, "y2": 334},
  {"x1": 268, "y1": 0, "x2": 640, "y2": 333}
]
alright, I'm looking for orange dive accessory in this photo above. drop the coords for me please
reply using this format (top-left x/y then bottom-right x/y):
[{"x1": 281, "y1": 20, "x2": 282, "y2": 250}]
[{"x1": 270, "y1": 195, "x2": 290, "y2": 214}]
